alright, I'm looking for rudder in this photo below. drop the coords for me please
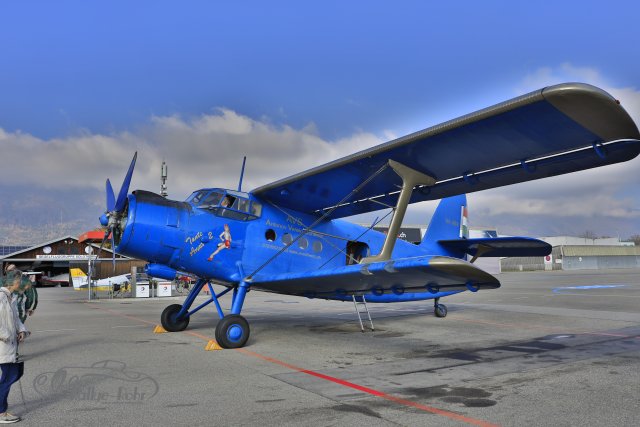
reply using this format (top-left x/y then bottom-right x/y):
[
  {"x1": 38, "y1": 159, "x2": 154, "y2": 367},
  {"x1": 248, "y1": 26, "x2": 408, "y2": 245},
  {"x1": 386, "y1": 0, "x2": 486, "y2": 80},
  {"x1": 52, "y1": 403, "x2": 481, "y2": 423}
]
[{"x1": 420, "y1": 195, "x2": 468, "y2": 257}]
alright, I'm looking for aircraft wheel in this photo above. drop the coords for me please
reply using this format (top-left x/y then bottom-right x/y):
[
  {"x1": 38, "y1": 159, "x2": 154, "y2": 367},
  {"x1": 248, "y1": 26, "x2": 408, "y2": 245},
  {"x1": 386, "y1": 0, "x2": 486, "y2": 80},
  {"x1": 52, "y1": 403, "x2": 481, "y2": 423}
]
[
  {"x1": 215, "y1": 314, "x2": 250, "y2": 349},
  {"x1": 161, "y1": 304, "x2": 190, "y2": 332},
  {"x1": 434, "y1": 304, "x2": 448, "y2": 318}
]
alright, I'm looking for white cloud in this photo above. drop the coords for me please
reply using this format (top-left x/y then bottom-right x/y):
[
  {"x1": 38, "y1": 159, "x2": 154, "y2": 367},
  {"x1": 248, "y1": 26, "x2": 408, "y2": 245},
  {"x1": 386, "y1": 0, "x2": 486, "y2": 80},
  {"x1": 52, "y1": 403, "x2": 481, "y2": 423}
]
[
  {"x1": 1, "y1": 64, "x2": 638, "y2": 242},
  {"x1": 0, "y1": 110, "x2": 385, "y2": 203}
]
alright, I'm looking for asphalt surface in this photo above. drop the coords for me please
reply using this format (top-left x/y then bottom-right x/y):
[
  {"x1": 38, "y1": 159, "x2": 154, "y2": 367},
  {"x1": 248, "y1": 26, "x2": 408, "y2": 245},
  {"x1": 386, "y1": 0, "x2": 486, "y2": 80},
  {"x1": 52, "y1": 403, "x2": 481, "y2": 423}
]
[{"x1": 11, "y1": 269, "x2": 640, "y2": 426}]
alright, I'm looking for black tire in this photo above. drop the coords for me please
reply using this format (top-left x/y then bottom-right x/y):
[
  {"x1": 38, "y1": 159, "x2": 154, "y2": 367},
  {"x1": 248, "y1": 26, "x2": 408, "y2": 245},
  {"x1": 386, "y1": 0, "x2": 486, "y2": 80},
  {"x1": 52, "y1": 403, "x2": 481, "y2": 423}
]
[
  {"x1": 215, "y1": 315, "x2": 250, "y2": 349},
  {"x1": 434, "y1": 303, "x2": 448, "y2": 318},
  {"x1": 161, "y1": 304, "x2": 190, "y2": 332}
]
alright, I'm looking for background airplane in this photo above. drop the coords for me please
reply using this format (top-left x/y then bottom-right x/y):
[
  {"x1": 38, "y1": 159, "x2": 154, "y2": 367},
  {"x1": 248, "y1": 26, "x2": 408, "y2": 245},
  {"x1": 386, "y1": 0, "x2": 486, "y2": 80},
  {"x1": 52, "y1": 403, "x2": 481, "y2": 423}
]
[
  {"x1": 40, "y1": 272, "x2": 70, "y2": 287},
  {"x1": 97, "y1": 83, "x2": 640, "y2": 348},
  {"x1": 70, "y1": 268, "x2": 153, "y2": 292}
]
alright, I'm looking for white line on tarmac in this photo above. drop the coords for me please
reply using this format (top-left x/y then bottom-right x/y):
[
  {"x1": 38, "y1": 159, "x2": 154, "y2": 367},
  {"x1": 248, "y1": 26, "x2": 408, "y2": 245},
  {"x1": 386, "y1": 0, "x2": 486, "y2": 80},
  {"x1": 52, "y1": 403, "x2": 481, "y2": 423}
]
[{"x1": 34, "y1": 328, "x2": 77, "y2": 332}]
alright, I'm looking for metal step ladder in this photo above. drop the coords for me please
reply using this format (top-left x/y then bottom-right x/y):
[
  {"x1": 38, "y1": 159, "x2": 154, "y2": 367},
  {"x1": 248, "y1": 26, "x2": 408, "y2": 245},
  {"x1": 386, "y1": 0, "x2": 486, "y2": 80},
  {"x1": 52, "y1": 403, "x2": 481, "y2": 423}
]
[{"x1": 352, "y1": 294, "x2": 374, "y2": 332}]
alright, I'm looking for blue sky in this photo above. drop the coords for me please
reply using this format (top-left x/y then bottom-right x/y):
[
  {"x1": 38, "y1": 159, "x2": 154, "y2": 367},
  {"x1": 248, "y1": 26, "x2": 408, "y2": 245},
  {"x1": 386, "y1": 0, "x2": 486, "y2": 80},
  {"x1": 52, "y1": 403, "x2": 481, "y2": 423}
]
[{"x1": 1, "y1": 1, "x2": 639, "y2": 243}]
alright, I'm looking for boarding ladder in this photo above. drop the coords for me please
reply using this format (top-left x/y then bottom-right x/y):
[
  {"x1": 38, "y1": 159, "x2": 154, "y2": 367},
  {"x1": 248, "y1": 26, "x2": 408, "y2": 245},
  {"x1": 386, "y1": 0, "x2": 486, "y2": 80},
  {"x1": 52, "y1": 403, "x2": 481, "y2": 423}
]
[{"x1": 352, "y1": 294, "x2": 374, "y2": 332}]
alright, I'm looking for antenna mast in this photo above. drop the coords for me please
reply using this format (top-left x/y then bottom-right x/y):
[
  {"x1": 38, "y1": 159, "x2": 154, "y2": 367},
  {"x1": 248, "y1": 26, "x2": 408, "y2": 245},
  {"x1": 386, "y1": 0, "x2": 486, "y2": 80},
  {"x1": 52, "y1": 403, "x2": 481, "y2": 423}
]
[
  {"x1": 161, "y1": 160, "x2": 168, "y2": 198},
  {"x1": 237, "y1": 156, "x2": 247, "y2": 192}
]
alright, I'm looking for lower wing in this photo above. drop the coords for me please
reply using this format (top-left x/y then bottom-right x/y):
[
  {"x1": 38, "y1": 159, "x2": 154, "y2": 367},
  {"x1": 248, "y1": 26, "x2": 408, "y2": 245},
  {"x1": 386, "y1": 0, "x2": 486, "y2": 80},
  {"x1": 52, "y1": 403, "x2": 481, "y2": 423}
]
[{"x1": 248, "y1": 255, "x2": 500, "y2": 297}]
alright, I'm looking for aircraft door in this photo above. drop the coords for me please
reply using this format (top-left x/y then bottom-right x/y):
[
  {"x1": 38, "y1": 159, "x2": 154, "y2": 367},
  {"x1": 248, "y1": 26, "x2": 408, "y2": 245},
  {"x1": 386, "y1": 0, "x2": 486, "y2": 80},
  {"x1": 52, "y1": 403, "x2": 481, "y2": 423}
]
[{"x1": 346, "y1": 241, "x2": 369, "y2": 265}]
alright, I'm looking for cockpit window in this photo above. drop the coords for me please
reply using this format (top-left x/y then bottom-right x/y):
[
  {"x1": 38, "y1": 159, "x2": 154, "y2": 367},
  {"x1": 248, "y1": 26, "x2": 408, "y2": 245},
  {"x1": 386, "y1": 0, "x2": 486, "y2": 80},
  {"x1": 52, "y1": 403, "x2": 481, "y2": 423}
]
[
  {"x1": 221, "y1": 195, "x2": 236, "y2": 208},
  {"x1": 237, "y1": 198, "x2": 249, "y2": 212},
  {"x1": 250, "y1": 201, "x2": 262, "y2": 216},
  {"x1": 187, "y1": 191, "x2": 207, "y2": 204},
  {"x1": 191, "y1": 189, "x2": 261, "y2": 221},
  {"x1": 200, "y1": 191, "x2": 224, "y2": 208}
]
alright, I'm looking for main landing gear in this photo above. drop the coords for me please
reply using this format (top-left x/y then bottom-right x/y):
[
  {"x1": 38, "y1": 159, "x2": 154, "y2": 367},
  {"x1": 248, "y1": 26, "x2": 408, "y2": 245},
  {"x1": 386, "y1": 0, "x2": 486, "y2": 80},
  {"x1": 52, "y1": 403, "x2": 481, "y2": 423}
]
[
  {"x1": 160, "y1": 279, "x2": 251, "y2": 348},
  {"x1": 434, "y1": 297, "x2": 448, "y2": 318}
]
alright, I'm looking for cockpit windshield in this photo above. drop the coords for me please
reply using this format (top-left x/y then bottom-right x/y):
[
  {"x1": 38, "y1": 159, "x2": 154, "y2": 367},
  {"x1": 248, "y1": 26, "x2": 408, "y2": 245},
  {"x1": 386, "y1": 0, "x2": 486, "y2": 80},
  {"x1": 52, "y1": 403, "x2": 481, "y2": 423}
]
[
  {"x1": 187, "y1": 189, "x2": 261, "y2": 221},
  {"x1": 200, "y1": 191, "x2": 224, "y2": 208}
]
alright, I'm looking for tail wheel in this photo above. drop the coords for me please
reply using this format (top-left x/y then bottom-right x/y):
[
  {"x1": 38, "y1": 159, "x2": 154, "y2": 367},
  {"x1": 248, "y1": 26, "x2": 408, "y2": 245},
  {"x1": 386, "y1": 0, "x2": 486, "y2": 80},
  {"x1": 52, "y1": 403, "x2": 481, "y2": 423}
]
[
  {"x1": 215, "y1": 314, "x2": 250, "y2": 349},
  {"x1": 434, "y1": 303, "x2": 448, "y2": 318},
  {"x1": 161, "y1": 304, "x2": 190, "y2": 332}
]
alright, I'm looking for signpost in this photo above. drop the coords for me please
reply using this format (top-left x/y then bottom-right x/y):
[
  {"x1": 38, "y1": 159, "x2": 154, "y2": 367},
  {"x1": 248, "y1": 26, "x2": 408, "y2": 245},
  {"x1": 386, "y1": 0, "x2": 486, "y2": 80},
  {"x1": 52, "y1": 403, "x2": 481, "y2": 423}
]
[
  {"x1": 137, "y1": 284, "x2": 150, "y2": 298},
  {"x1": 157, "y1": 282, "x2": 172, "y2": 297}
]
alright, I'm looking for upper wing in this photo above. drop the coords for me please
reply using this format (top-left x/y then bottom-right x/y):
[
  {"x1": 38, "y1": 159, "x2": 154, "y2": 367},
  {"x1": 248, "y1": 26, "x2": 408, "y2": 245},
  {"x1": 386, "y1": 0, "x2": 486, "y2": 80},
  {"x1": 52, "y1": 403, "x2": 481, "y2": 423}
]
[
  {"x1": 249, "y1": 255, "x2": 500, "y2": 297},
  {"x1": 438, "y1": 237, "x2": 551, "y2": 258},
  {"x1": 252, "y1": 83, "x2": 640, "y2": 219}
]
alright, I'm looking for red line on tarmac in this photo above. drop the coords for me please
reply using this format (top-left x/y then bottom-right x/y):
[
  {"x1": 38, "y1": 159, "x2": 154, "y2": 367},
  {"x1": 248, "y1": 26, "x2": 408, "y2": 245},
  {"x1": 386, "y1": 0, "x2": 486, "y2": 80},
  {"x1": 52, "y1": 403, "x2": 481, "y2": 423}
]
[
  {"x1": 86, "y1": 303, "x2": 499, "y2": 427},
  {"x1": 237, "y1": 348, "x2": 499, "y2": 427}
]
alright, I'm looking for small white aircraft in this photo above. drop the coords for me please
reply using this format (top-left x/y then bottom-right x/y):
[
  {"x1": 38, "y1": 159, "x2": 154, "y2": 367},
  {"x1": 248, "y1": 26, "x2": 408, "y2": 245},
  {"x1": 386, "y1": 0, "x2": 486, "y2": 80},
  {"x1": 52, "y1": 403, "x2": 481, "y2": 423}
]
[
  {"x1": 40, "y1": 272, "x2": 70, "y2": 287},
  {"x1": 70, "y1": 268, "x2": 154, "y2": 292}
]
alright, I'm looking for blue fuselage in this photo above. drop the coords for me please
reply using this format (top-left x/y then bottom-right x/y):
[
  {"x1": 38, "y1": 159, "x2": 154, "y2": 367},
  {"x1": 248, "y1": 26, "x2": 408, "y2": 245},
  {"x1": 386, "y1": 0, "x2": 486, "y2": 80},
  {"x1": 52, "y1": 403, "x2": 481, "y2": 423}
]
[{"x1": 115, "y1": 188, "x2": 462, "y2": 302}]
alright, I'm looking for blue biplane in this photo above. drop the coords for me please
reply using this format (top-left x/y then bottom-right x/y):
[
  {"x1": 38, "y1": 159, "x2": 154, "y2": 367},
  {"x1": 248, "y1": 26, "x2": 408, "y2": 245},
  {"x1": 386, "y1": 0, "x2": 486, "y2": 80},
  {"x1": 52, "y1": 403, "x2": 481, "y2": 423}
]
[{"x1": 99, "y1": 83, "x2": 639, "y2": 348}]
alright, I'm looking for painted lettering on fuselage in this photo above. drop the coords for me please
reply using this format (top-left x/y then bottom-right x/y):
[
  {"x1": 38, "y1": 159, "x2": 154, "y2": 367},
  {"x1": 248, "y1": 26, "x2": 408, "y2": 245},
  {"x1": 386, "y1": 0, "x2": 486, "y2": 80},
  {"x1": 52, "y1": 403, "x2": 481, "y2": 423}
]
[
  {"x1": 260, "y1": 242, "x2": 321, "y2": 260},
  {"x1": 286, "y1": 215, "x2": 303, "y2": 225},
  {"x1": 265, "y1": 218, "x2": 287, "y2": 230},
  {"x1": 185, "y1": 231, "x2": 203, "y2": 245},
  {"x1": 190, "y1": 242, "x2": 205, "y2": 256},
  {"x1": 185, "y1": 231, "x2": 215, "y2": 257}
]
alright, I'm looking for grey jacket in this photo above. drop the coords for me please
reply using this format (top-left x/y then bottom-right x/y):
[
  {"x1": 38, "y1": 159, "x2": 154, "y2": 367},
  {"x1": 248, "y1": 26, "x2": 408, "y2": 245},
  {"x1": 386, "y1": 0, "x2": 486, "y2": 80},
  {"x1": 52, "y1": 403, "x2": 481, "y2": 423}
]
[{"x1": 0, "y1": 288, "x2": 27, "y2": 363}]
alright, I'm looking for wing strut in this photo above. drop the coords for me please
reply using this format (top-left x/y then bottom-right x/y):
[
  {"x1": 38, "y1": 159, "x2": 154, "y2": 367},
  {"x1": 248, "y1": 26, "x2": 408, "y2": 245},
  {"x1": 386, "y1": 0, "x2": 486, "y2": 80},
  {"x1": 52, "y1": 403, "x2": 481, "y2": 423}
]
[
  {"x1": 469, "y1": 245, "x2": 492, "y2": 264},
  {"x1": 361, "y1": 160, "x2": 435, "y2": 263}
]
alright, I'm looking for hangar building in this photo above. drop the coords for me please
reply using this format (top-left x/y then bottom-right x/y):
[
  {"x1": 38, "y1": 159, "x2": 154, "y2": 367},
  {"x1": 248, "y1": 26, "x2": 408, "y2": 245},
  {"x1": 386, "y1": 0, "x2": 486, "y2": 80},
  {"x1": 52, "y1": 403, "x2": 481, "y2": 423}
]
[
  {"x1": 501, "y1": 236, "x2": 639, "y2": 271},
  {"x1": 0, "y1": 234, "x2": 147, "y2": 285}
]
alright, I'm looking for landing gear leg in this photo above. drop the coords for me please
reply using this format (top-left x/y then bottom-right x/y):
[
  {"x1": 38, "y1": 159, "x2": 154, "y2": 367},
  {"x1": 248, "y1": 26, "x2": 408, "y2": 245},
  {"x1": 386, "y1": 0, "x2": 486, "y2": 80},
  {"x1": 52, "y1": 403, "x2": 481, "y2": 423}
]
[
  {"x1": 434, "y1": 297, "x2": 448, "y2": 318},
  {"x1": 215, "y1": 281, "x2": 250, "y2": 348}
]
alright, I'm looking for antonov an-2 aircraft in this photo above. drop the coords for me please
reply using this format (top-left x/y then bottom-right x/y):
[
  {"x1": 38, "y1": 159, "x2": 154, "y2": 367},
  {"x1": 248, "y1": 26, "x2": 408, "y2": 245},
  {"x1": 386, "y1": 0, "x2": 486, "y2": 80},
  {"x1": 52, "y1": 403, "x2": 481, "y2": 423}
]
[{"x1": 98, "y1": 83, "x2": 639, "y2": 348}]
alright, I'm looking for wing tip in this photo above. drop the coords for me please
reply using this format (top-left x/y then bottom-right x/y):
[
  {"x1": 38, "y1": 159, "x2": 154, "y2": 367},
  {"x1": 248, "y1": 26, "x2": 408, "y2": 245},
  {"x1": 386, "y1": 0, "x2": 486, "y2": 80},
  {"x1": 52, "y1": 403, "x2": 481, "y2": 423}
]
[{"x1": 542, "y1": 83, "x2": 640, "y2": 141}]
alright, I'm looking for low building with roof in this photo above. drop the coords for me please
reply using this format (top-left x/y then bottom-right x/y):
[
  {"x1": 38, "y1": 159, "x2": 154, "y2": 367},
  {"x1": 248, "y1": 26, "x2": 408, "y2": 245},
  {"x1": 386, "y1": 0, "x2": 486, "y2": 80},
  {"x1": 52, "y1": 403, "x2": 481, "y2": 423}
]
[
  {"x1": 501, "y1": 236, "x2": 638, "y2": 272},
  {"x1": 0, "y1": 234, "x2": 147, "y2": 285}
]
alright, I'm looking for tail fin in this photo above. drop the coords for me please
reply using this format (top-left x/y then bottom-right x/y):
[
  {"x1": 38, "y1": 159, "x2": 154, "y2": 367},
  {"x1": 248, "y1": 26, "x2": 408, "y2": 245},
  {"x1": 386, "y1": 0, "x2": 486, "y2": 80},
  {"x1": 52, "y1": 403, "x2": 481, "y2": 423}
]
[
  {"x1": 420, "y1": 195, "x2": 468, "y2": 257},
  {"x1": 70, "y1": 268, "x2": 88, "y2": 289}
]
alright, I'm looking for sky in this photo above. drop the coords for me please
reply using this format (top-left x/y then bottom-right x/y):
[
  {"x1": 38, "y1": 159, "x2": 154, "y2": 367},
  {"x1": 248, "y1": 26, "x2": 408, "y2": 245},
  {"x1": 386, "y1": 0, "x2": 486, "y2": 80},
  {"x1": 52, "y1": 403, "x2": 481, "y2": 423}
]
[{"x1": 1, "y1": 1, "x2": 639, "y2": 244}]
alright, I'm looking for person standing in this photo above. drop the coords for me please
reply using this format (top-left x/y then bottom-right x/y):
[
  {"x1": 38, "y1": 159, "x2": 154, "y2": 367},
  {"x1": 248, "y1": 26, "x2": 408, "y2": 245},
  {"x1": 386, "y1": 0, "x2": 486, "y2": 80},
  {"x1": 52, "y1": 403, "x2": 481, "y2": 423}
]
[
  {"x1": 0, "y1": 270, "x2": 29, "y2": 424},
  {"x1": 16, "y1": 277, "x2": 37, "y2": 325}
]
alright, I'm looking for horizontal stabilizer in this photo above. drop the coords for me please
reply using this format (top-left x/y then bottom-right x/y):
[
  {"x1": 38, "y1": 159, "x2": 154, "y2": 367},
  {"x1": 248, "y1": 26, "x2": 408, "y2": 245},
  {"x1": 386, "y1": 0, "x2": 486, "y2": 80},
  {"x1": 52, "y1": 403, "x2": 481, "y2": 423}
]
[{"x1": 438, "y1": 237, "x2": 551, "y2": 258}]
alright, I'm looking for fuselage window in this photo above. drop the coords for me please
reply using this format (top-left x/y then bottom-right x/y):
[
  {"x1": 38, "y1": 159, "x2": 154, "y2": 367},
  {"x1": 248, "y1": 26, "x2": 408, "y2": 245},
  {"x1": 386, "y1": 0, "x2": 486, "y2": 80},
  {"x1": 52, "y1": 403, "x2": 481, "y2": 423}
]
[
  {"x1": 265, "y1": 229, "x2": 276, "y2": 242},
  {"x1": 312, "y1": 241, "x2": 323, "y2": 253},
  {"x1": 282, "y1": 233, "x2": 293, "y2": 245},
  {"x1": 298, "y1": 237, "x2": 308, "y2": 250}
]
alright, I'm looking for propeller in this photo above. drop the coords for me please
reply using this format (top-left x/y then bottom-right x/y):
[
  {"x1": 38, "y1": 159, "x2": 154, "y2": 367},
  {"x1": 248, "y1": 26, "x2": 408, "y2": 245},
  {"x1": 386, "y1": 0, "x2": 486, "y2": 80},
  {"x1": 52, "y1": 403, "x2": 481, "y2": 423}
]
[{"x1": 99, "y1": 152, "x2": 138, "y2": 273}]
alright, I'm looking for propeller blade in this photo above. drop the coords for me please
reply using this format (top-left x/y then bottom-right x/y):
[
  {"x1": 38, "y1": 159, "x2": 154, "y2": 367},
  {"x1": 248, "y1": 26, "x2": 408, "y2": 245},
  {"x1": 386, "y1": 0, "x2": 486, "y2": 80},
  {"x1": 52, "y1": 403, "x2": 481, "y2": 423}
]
[
  {"x1": 106, "y1": 179, "x2": 115, "y2": 211},
  {"x1": 97, "y1": 229, "x2": 109, "y2": 260},
  {"x1": 111, "y1": 231, "x2": 116, "y2": 273},
  {"x1": 114, "y1": 152, "x2": 137, "y2": 212}
]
